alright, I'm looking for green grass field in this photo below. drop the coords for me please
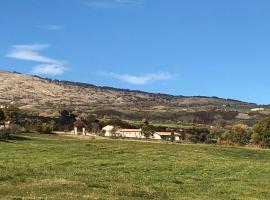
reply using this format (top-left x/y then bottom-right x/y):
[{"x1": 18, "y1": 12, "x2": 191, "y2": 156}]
[{"x1": 0, "y1": 134, "x2": 269, "y2": 200}]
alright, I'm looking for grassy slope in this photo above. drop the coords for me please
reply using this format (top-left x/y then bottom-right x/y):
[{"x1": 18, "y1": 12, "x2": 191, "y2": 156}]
[{"x1": 0, "y1": 134, "x2": 269, "y2": 200}]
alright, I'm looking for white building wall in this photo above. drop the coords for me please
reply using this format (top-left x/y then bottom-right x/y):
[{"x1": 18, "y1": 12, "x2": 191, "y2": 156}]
[
  {"x1": 105, "y1": 131, "x2": 112, "y2": 137},
  {"x1": 152, "y1": 133, "x2": 162, "y2": 140},
  {"x1": 118, "y1": 131, "x2": 145, "y2": 139}
]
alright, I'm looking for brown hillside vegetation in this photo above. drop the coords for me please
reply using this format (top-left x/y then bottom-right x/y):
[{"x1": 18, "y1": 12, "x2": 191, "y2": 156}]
[{"x1": 0, "y1": 71, "x2": 268, "y2": 125}]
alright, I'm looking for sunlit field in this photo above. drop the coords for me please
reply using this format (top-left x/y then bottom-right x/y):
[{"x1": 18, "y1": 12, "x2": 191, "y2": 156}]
[{"x1": 0, "y1": 133, "x2": 269, "y2": 199}]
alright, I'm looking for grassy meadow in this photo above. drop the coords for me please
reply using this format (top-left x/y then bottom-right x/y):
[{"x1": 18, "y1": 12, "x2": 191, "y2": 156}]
[{"x1": 0, "y1": 133, "x2": 269, "y2": 199}]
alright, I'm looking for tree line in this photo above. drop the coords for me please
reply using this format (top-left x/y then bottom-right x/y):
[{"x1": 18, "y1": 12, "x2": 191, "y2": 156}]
[{"x1": 0, "y1": 106, "x2": 269, "y2": 148}]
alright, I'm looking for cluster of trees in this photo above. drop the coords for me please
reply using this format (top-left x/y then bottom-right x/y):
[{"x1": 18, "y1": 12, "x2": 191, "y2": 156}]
[
  {"x1": 219, "y1": 118, "x2": 270, "y2": 148},
  {"x1": 0, "y1": 106, "x2": 21, "y2": 141},
  {"x1": 1, "y1": 105, "x2": 270, "y2": 148},
  {"x1": 221, "y1": 124, "x2": 250, "y2": 145},
  {"x1": 252, "y1": 117, "x2": 270, "y2": 148},
  {"x1": 92, "y1": 108, "x2": 240, "y2": 125},
  {"x1": 0, "y1": 105, "x2": 20, "y2": 124},
  {"x1": 138, "y1": 118, "x2": 270, "y2": 148}
]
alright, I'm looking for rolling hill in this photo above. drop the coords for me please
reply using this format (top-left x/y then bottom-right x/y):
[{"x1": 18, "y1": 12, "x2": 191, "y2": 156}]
[{"x1": 0, "y1": 71, "x2": 268, "y2": 126}]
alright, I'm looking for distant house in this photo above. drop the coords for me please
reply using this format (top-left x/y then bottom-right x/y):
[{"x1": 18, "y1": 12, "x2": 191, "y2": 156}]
[
  {"x1": 102, "y1": 125, "x2": 117, "y2": 137},
  {"x1": 102, "y1": 126, "x2": 182, "y2": 141},
  {"x1": 153, "y1": 132, "x2": 181, "y2": 141},
  {"x1": 116, "y1": 128, "x2": 144, "y2": 139},
  {"x1": 251, "y1": 108, "x2": 264, "y2": 112}
]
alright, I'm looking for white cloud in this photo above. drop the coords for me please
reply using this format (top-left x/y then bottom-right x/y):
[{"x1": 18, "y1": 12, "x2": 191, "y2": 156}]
[
  {"x1": 31, "y1": 64, "x2": 67, "y2": 76},
  {"x1": 7, "y1": 44, "x2": 62, "y2": 64},
  {"x1": 97, "y1": 71, "x2": 172, "y2": 85},
  {"x1": 37, "y1": 25, "x2": 65, "y2": 30},
  {"x1": 7, "y1": 44, "x2": 68, "y2": 76},
  {"x1": 83, "y1": 0, "x2": 143, "y2": 9}
]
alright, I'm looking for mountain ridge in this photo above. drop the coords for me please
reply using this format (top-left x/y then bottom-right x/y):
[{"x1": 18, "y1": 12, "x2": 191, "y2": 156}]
[
  {"x1": 1, "y1": 70, "x2": 258, "y2": 105},
  {"x1": 2, "y1": 70, "x2": 269, "y2": 126}
]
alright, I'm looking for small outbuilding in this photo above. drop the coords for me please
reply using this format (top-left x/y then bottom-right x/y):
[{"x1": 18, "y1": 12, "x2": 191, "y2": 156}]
[
  {"x1": 153, "y1": 132, "x2": 181, "y2": 141},
  {"x1": 102, "y1": 125, "x2": 117, "y2": 137}
]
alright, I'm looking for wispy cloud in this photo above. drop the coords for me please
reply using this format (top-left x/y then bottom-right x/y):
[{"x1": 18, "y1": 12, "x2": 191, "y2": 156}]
[
  {"x1": 96, "y1": 71, "x2": 172, "y2": 85},
  {"x1": 7, "y1": 44, "x2": 62, "y2": 64},
  {"x1": 31, "y1": 64, "x2": 67, "y2": 76},
  {"x1": 7, "y1": 44, "x2": 68, "y2": 76},
  {"x1": 37, "y1": 25, "x2": 65, "y2": 31},
  {"x1": 83, "y1": 0, "x2": 143, "y2": 9}
]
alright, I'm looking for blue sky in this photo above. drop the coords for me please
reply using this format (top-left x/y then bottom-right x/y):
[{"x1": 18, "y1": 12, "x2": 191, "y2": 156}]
[{"x1": 1, "y1": 0, "x2": 270, "y2": 104}]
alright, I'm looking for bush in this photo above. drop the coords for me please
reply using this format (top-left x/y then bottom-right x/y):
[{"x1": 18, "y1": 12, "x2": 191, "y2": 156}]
[
  {"x1": 0, "y1": 109, "x2": 5, "y2": 122},
  {"x1": 186, "y1": 127, "x2": 210, "y2": 143},
  {"x1": 3, "y1": 106, "x2": 20, "y2": 123},
  {"x1": 23, "y1": 121, "x2": 42, "y2": 133},
  {"x1": 0, "y1": 124, "x2": 22, "y2": 141},
  {"x1": 0, "y1": 128, "x2": 10, "y2": 141},
  {"x1": 252, "y1": 117, "x2": 270, "y2": 148},
  {"x1": 221, "y1": 124, "x2": 250, "y2": 146},
  {"x1": 171, "y1": 134, "x2": 175, "y2": 142},
  {"x1": 41, "y1": 123, "x2": 54, "y2": 134},
  {"x1": 9, "y1": 124, "x2": 22, "y2": 134}
]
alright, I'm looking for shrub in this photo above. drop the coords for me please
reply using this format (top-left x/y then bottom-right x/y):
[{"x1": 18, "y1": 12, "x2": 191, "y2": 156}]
[
  {"x1": 3, "y1": 106, "x2": 20, "y2": 123},
  {"x1": 9, "y1": 124, "x2": 22, "y2": 134},
  {"x1": 252, "y1": 117, "x2": 270, "y2": 148},
  {"x1": 186, "y1": 127, "x2": 210, "y2": 143},
  {"x1": 41, "y1": 123, "x2": 54, "y2": 134},
  {"x1": 171, "y1": 134, "x2": 175, "y2": 142},
  {"x1": 24, "y1": 121, "x2": 42, "y2": 133},
  {"x1": 221, "y1": 124, "x2": 250, "y2": 146},
  {"x1": 141, "y1": 124, "x2": 152, "y2": 138},
  {"x1": 0, "y1": 128, "x2": 10, "y2": 141},
  {"x1": 0, "y1": 109, "x2": 5, "y2": 122}
]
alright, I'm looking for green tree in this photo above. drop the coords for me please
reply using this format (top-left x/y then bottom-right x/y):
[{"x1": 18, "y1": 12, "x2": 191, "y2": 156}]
[
  {"x1": 0, "y1": 109, "x2": 5, "y2": 122},
  {"x1": 141, "y1": 124, "x2": 152, "y2": 138},
  {"x1": 141, "y1": 118, "x2": 152, "y2": 138},
  {"x1": 59, "y1": 110, "x2": 76, "y2": 130},
  {"x1": 3, "y1": 106, "x2": 20, "y2": 123},
  {"x1": 222, "y1": 124, "x2": 250, "y2": 146},
  {"x1": 41, "y1": 122, "x2": 55, "y2": 134},
  {"x1": 0, "y1": 128, "x2": 10, "y2": 141},
  {"x1": 252, "y1": 117, "x2": 270, "y2": 148},
  {"x1": 171, "y1": 132, "x2": 176, "y2": 142}
]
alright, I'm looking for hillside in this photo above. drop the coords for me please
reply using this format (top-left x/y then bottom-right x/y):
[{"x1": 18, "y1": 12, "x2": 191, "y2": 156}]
[{"x1": 0, "y1": 71, "x2": 268, "y2": 125}]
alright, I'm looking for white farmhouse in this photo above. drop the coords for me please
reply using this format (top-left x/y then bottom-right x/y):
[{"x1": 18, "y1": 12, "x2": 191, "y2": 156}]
[{"x1": 116, "y1": 128, "x2": 144, "y2": 139}]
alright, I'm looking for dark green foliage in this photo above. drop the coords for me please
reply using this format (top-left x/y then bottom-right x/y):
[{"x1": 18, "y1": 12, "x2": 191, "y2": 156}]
[
  {"x1": 253, "y1": 117, "x2": 270, "y2": 148},
  {"x1": 185, "y1": 127, "x2": 210, "y2": 143},
  {"x1": 23, "y1": 121, "x2": 42, "y2": 133},
  {"x1": 141, "y1": 124, "x2": 152, "y2": 138},
  {"x1": 0, "y1": 128, "x2": 10, "y2": 141},
  {"x1": 58, "y1": 110, "x2": 77, "y2": 131},
  {"x1": 0, "y1": 109, "x2": 5, "y2": 122},
  {"x1": 3, "y1": 106, "x2": 20, "y2": 123},
  {"x1": 170, "y1": 134, "x2": 175, "y2": 142},
  {"x1": 40, "y1": 123, "x2": 54, "y2": 134},
  {"x1": 0, "y1": 124, "x2": 22, "y2": 141},
  {"x1": 8, "y1": 124, "x2": 22, "y2": 134},
  {"x1": 103, "y1": 119, "x2": 137, "y2": 129}
]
